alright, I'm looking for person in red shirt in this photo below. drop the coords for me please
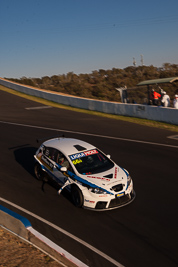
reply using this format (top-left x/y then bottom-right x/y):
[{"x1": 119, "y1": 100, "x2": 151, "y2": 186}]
[{"x1": 150, "y1": 89, "x2": 161, "y2": 106}]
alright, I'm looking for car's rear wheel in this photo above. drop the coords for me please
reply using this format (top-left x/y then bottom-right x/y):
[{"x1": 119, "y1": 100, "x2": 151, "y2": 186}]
[
  {"x1": 71, "y1": 186, "x2": 84, "y2": 208},
  {"x1": 34, "y1": 162, "x2": 45, "y2": 181}
]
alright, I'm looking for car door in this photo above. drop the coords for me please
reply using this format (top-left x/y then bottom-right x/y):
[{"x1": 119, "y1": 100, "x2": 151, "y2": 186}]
[
  {"x1": 42, "y1": 146, "x2": 73, "y2": 186},
  {"x1": 41, "y1": 146, "x2": 64, "y2": 185},
  {"x1": 52, "y1": 149, "x2": 73, "y2": 186}
]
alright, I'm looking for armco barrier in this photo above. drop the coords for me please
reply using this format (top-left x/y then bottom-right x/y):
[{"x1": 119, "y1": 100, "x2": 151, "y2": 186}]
[
  {"x1": 0, "y1": 77, "x2": 178, "y2": 125},
  {"x1": 0, "y1": 204, "x2": 87, "y2": 267}
]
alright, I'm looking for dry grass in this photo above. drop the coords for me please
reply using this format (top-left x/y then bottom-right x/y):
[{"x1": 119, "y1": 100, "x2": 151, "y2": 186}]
[{"x1": 0, "y1": 227, "x2": 63, "y2": 266}]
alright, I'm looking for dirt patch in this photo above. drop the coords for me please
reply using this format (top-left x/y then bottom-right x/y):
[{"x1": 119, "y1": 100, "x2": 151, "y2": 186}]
[{"x1": 0, "y1": 227, "x2": 65, "y2": 266}]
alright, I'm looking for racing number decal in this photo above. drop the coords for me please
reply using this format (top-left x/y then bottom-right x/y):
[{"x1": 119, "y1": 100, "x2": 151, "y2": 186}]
[{"x1": 72, "y1": 159, "x2": 82, "y2": 165}]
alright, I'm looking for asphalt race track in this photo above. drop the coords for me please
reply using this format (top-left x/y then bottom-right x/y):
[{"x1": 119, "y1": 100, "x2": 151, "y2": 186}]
[{"x1": 0, "y1": 89, "x2": 178, "y2": 267}]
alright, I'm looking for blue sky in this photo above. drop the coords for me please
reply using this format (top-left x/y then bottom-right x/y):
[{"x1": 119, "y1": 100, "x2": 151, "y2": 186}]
[{"x1": 0, "y1": 0, "x2": 178, "y2": 78}]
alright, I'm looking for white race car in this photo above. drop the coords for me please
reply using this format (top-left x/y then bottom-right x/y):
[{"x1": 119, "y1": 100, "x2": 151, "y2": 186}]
[{"x1": 34, "y1": 137, "x2": 135, "y2": 210}]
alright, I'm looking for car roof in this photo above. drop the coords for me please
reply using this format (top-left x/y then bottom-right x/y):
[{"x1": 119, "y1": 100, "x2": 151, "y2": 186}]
[{"x1": 43, "y1": 137, "x2": 95, "y2": 155}]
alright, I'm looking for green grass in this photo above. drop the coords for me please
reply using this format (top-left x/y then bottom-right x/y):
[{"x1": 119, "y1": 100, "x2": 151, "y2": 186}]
[{"x1": 1, "y1": 84, "x2": 178, "y2": 132}]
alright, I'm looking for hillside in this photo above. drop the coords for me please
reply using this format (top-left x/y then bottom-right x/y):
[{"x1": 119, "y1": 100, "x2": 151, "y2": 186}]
[{"x1": 7, "y1": 63, "x2": 178, "y2": 105}]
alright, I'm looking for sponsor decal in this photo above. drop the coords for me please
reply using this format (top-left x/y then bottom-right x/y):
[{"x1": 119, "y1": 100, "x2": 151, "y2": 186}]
[
  {"x1": 41, "y1": 155, "x2": 54, "y2": 169},
  {"x1": 114, "y1": 167, "x2": 118, "y2": 179},
  {"x1": 85, "y1": 199, "x2": 95, "y2": 203},
  {"x1": 84, "y1": 150, "x2": 98, "y2": 156},
  {"x1": 70, "y1": 150, "x2": 98, "y2": 160},
  {"x1": 87, "y1": 175, "x2": 110, "y2": 181},
  {"x1": 116, "y1": 192, "x2": 124, "y2": 197},
  {"x1": 137, "y1": 105, "x2": 145, "y2": 111},
  {"x1": 69, "y1": 152, "x2": 85, "y2": 160}
]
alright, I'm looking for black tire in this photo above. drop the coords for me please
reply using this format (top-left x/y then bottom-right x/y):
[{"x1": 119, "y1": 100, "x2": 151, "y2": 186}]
[
  {"x1": 34, "y1": 162, "x2": 44, "y2": 181},
  {"x1": 71, "y1": 186, "x2": 84, "y2": 208}
]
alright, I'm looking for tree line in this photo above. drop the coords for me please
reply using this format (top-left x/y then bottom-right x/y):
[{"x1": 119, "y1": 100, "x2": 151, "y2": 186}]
[{"x1": 7, "y1": 63, "x2": 178, "y2": 104}]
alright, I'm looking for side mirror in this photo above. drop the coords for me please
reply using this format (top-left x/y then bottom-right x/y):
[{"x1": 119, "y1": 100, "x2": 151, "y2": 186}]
[
  {"x1": 107, "y1": 155, "x2": 111, "y2": 159},
  {"x1": 60, "y1": 167, "x2": 67, "y2": 172}
]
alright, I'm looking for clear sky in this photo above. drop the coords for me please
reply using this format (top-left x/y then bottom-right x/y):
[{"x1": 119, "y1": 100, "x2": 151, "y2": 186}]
[{"x1": 0, "y1": 0, "x2": 178, "y2": 78}]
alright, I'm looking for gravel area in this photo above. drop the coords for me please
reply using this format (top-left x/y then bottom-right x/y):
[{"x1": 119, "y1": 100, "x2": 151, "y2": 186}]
[{"x1": 0, "y1": 227, "x2": 65, "y2": 266}]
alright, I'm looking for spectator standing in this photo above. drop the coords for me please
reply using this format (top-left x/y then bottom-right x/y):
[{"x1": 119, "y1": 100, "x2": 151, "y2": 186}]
[
  {"x1": 173, "y1": 95, "x2": 178, "y2": 109},
  {"x1": 161, "y1": 91, "x2": 170, "y2": 107},
  {"x1": 158, "y1": 86, "x2": 164, "y2": 102},
  {"x1": 150, "y1": 89, "x2": 161, "y2": 106}
]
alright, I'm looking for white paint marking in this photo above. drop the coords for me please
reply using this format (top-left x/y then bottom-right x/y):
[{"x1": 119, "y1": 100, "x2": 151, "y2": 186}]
[
  {"x1": 27, "y1": 226, "x2": 87, "y2": 267},
  {"x1": 167, "y1": 135, "x2": 178, "y2": 140},
  {"x1": 0, "y1": 120, "x2": 178, "y2": 149},
  {"x1": 25, "y1": 106, "x2": 52, "y2": 110},
  {"x1": 0, "y1": 197, "x2": 124, "y2": 267}
]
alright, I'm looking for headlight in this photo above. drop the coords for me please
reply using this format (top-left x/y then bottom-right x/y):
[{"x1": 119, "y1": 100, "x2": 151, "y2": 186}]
[
  {"x1": 127, "y1": 174, "x2": 132, "y2": 186},
  {"x1": 91, "y1": 187, "x2": 106, "y2": 194}
]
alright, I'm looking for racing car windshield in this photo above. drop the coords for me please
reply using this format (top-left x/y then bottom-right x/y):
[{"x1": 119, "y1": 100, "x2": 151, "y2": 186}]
[{"x1": 69, "y1": 149, "x2": 114, "y2": 175}]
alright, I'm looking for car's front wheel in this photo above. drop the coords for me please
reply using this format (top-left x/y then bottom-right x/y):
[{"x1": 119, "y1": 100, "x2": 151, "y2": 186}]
[{"x1": 71, "y1": 186, "x2": 84, "y2": 208}]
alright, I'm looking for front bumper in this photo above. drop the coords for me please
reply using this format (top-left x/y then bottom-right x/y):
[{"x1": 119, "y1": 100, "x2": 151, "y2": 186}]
[
  {"x1": 83, "y1": 190, "x2": 136, "y2": 211},
  {"x1": 96, "y1": 191, "x2": 136, "y2": 210},
  {"x1": 83, "y1": 178, "x2": 135, "y2": 210}
]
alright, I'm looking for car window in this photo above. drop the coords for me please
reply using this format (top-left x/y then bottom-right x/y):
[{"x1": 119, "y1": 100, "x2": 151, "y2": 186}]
[
  {"x1": 43, "y1": 146, "x2": 73, "y2": 172},
  {"x1": 54, "y1": 149, "x2": 73, "y2": 171},
  {"x1": 69, "y1": 149, "x2": 114, "y2": 175},
  {"x1": 43, "y1": 147, "x2": 58, "y2": 161},
  {"x1": 57, "y1": 153, "x2": 69, "y2": 168}
]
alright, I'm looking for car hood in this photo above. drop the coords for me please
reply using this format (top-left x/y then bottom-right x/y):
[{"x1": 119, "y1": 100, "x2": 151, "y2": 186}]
[{"x1": 78, "y1": 165, "x2": 127, "y2": 190}]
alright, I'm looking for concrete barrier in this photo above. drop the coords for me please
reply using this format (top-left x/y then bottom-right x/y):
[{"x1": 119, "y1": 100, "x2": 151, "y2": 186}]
[
  {"x1": 0, "y1": 78, "x2": 178, "y2": 125},
  {"x1": 0, "y1": 205, "x2": 87, "y2": 267},
  {"x1": 0, "y1": 205, "x2": 31, "y2": 239}
]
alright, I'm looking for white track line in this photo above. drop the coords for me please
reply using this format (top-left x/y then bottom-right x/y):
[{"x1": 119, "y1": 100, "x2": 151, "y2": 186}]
[
  {"x1": 25, "y1": 106, "x2": 52, "y2": 110},
  {"x1": 0, "y1": 120, "x2": 178, "y2": 149},
  {"x1": 167, "y1": 135, "x2": 178, "y2": 140}
]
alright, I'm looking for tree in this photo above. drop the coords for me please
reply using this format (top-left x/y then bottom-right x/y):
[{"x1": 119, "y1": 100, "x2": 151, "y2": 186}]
[{"x1": 8, "y1": 63, "x2": 178, "y2": 105}]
